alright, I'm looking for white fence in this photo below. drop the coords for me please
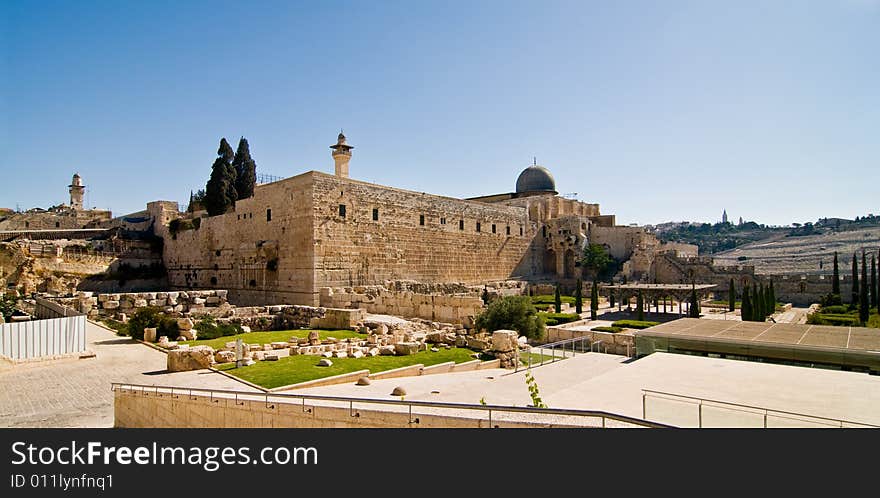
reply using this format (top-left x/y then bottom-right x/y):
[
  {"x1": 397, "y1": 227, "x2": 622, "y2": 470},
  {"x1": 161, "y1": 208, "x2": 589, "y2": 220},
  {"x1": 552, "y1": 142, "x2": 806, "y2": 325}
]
[{"x1": 0, "y1": 315, "x2": 87, "y2": 360}]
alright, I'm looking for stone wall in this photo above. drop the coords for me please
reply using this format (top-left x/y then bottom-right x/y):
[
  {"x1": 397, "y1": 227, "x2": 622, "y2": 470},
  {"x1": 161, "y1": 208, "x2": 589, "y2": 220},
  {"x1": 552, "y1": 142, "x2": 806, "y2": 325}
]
[
  {"x1": 80, "y1": 289, "x2": 229, "y2": 318},
  {"x1": 0, "y1": 209, "x2": 112, "y2": 231},
  {"x1": 544, "y1": 326, "x2": 636, "y2": 357}
]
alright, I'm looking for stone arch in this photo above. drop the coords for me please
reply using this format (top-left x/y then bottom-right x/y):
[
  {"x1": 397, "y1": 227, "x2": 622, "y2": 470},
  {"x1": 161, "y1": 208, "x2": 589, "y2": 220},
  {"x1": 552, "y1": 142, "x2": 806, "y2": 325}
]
[
  {"x1": 544, "y1": 249, "x2": 557, "y2": 276},
  {"x1": 564, "y1": 249, "x2": 576, "y2": 279}
]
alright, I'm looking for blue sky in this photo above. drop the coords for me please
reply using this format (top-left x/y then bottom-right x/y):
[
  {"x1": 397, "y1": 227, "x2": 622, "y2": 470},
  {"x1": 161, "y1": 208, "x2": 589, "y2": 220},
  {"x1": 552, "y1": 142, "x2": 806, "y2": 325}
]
[{"x1": 2, "y1": 0, "x2": 878, "y2": 226}]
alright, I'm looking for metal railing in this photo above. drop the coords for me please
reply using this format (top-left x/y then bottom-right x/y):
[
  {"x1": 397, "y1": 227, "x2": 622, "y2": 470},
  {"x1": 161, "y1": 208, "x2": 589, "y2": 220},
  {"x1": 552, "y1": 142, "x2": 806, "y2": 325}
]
[
  {"x1": 111, "y1": 382, "x2": 673, "y2": 429},
  {"x1": 642, "y1": 389, "x2": 879, "y2": 428},
  {"x1": 516, "y1": 336, "x2": 592, "y2": 372}
]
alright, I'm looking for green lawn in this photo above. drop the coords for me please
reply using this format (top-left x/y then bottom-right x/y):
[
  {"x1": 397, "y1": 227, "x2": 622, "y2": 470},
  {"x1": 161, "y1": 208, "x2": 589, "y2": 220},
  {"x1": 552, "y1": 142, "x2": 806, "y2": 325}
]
[
  {"x1": 181, "y1": 329, "x2": 365, "y2": 350},
  {"x1": 217, "y1": 347, "x2": 477, "y2": 389},
  {"x1": 519, "y1": 351, "x2": 566, "y2": 366},
  {"x1": 808, "y1": 307, "x2": 880, "y2": 328}
]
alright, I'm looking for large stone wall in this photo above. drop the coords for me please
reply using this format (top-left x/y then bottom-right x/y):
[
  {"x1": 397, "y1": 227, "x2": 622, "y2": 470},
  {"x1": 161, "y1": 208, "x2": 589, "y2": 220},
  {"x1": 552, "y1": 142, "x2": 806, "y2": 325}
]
[
  {"x1": 0, "y1": 209, "x2": 111, "y2": 230},
  {"x1": 319, "y1": 285, "x2": 485, "y2": 326}
]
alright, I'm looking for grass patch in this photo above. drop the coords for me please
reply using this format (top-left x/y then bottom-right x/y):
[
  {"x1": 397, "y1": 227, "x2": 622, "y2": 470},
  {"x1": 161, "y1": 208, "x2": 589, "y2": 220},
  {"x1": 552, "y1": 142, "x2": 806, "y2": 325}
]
[
  {"x1": 217, "y1": 347, "x2": 476, "y2": 389},
  {"x1": 181, "y1": 329, "x2": 364, "y2": 350},
  {"x1": 531, "y1": 295, "x2": 576, "y2": 305},
  {"x1": 519, "y1": 350, "x2": 565, "y2": 365},
  {"x1": 807, "y1": 306, "x2": 880, "y2": 328},
  {"x1": 591, "y1": 326, "x2": 623, "y2": 333},
  {"x1": 611, "y1": 320, "x2": 660, "y2": 330}
]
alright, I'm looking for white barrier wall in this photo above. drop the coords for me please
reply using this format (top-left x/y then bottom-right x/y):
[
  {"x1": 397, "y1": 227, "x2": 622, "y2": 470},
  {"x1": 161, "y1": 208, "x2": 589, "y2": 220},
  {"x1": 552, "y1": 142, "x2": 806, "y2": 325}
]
[{"x1": 0, "y1": 315, "x2": 87, "y2": 360}]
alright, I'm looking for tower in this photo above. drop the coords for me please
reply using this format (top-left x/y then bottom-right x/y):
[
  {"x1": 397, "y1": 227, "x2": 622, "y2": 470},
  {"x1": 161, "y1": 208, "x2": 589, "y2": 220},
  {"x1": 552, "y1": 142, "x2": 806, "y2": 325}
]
[
  {"x1": 330, "y1": 131, "x2": 353, "y2": 178},
  {"x1": 69, "y1": 173, "x2": 84, "y2": 211},
  {"x1": 722, "y1": 209, "x2": 728, "y2": 224}
]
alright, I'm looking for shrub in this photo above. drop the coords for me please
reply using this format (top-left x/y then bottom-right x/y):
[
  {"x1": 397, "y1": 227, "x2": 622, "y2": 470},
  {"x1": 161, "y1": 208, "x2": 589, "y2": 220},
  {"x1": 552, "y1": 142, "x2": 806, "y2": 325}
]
[
  {"x1": 195, "y1": 315, "x2": 243, "y2": 340},
  {"x1": 531, "y1": 295, "x2": 575, "y2": 305},
  {"x1": 475, "y1": 295, "x2": 545, "y2": 341},
  {"x1": 102, "y1": 319, "x2": 129, "y2": 337},
  {"x1": 611, "y1": 320, "x2": 660, "y2": 330},
  {"x1": 807, "y1": 313, "x2": 861, "y2": 326},
  {"x1": 819, "y1": 305, "x2": 850, "y2": 315},
  {"x1": 538, "y1": 312, "x2": 580, "y2": 326},
  {"x1": 591, "y1": 326, "x2": 623, "y2": 333},
  {"x1": 127, "y1": 308, "x2": 161, "y2": 340}
]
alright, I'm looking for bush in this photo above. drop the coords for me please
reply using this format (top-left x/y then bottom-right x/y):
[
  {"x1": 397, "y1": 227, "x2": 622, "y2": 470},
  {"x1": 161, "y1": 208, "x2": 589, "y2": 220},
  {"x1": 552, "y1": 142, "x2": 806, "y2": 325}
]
[
  {"x1": 127, "y1": 308, "x2": 161, "y2": 340},
  {"x1": 195, "y1": 315, "x2": 243, "y2": 340},
  {"x1": 531, "y1": 295, "x2": 575, "y2": 305},
  {"x1": 591, "y1": 326, "x2": 623, "y2": 333},
  {"x1": 102, "y1": 319, "x2": 129, "y2": 337},
  {"x1": 538, "y1": 312, "x2": 580, "y2": 326},
  {"x1": 475, "y1": 295, "x2": 545, "y2": 341},
  {"x1": 807, "y1": 313, "x2": 861, "y2": 326},
  {"x1": 611, "y1": 320, "x2": 660, "y2": 330},
  {"x1": 819, "y1": 305, "x2": 850, "y2": 315}
]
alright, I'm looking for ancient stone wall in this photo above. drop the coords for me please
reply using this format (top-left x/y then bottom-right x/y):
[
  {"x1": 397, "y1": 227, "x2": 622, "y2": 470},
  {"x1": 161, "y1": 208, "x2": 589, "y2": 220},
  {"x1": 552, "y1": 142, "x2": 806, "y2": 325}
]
[
  {"x1": 75, "y1": 289, "x2": 230, "y2": 318},
  {"x1": 319, "y1": 285, "x2": 485, "y2": 326},
  {"x1": 0, "y1": 209, "x2": 112, "y2": 231}
]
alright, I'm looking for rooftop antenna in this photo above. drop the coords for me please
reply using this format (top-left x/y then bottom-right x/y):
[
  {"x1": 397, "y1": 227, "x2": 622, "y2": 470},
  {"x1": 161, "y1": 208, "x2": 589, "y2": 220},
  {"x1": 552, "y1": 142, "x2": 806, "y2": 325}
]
[{"x1": 533, "y1": 156, "x2": 537, "y2": 166}]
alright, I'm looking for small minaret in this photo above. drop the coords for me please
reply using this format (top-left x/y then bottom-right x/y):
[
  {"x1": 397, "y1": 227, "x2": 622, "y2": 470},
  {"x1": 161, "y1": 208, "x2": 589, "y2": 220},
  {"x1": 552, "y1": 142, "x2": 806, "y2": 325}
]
[
  {"x1": 330, "y1": 131, "x2": 353, "y2": 178},
  {"x1": 722, "y1": 209, "x2": 728, "y2": 224},
  {"x1": 69, "y1": 173, "x2": 84, "y2": 211}
]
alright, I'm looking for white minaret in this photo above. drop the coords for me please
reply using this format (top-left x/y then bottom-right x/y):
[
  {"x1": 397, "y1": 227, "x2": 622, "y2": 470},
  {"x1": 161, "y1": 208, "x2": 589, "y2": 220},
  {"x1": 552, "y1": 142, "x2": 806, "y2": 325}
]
[
  {"x1": 330, "y1": 131, "x2": 353, "y2": 178},
  {"x1": 722, "y1": 209, "x2": 728, "y2": 224},
  {"x1": 69, "y1": 173, "x2": 84, "y2": 210}
]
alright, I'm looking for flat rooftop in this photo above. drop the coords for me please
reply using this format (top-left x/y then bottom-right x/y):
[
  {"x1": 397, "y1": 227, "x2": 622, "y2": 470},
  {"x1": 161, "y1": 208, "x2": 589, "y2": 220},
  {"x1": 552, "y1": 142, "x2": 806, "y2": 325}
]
[{"x1": 634, "y1": 318, "x2": 880, "y2": 372}]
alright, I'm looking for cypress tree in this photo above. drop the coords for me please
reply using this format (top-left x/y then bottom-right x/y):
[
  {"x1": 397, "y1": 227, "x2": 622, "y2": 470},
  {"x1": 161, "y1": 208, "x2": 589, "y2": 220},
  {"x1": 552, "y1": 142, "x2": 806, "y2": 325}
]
[
  {"x1": 741, "y1": 285, "x2": 752, "y2": 322},
  {"x1": 852, "y1": 253, "x2": 860, "y2": 306},
  {"x1": 688, "y1": 286, "x2": 700, "y2": 318},
  {"x1": 554, "y1": 284, "x2": 562, "y2": 313},
  {"x1": 728, "y1": 278, "x2": 736, "y2": 312},
  {"x1": 769, "y1": 280, "x2": 776, "y2": 314},
  {"x1": 204, "y1": 138, "x2": 236, "y2": 216},
  {"x1": 232, "y1": 137, "x2": 257, "y2": 201},
  {"x1": 637, "y1": 289, "x2": 644, "y2": 321},
  {"x1": 609, "y1": 291, "x2": 615, "y2": 308},
  {"x1": 764, "y1": 282, "x2": 773, "y2": 318},
  {"x1": 871, "y1": 255, "x2": 877, "y2": 309},
  {"x1": 758, "y1": 284, "x2": 766, "y2": 320},
  {"x1": 590, "y1": 280, "x2": 599, "y2": 320},
  {"x1": 575, "y1": 278, "x2": 583, "y2": 314},
  {"x1": 752, "y1": 283, "x2": 759, "y2": 321},
  {"x1": 860, "y1": 250, "x2": 869, "y2": 325},
  {"x1": 832, "y1": 252, "x2": 840, "y2": 296}
]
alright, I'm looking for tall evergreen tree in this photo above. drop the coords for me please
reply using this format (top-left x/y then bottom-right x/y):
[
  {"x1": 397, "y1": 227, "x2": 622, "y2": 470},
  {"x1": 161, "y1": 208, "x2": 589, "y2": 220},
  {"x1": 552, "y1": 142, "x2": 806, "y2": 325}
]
[
  {"x1": 832, "y1": 252, "x2": 840, "y2": 296},
  {"x1": 852, "y1": 253, "x2": 860, "y2": 305},
  {"x1": 728, "y1": 278, "x2": 736, "y2": 312},
  {"x1": 752, "y1": 283, "x2": 759, "y2": 321},
  {"x1": 741, "y1": 285, "x2": 752, "y2": 322},
  {"x1": 860, "y1": 251, "x2": 869, "y2": 325},
  {"x1": 688, "y1": 285, "x2": 700, "y2": 318},
  {"x1": 636, "y1": 289, "x2": 644, "y2": 321},
  {"x1": 204, "y1": 138, "x2": 236, "y2": 216},
  {"x1": 768, "y1": 280, "x2": 776, "y2": 314},
  {"x1": 574, "y1": 278, "x2": 583, "y2": 314},
  {"x1": 871, "y1": 255, "x2": 877, "y2": 308},
  {"x1": 232, "y1": 137, "x2": 257, "y2": 200},
  {"x1": 590, "y1": 280, "x2": 599, "y2": 320},
  {"x1": 554, "y1": 283, "x2": 562, "y2": 314}
]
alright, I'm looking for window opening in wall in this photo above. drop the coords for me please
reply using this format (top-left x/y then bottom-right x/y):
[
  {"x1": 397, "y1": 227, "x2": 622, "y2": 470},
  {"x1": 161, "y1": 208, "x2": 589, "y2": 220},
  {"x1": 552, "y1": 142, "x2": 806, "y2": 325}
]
[
  {"x1": 506, "y1": 226, "x2": 510, "y2": 235},
  {"x1": 55, "y1": 222, "x2": 60, "y2": 228},
  {"x1": 215, "y1": 250, "x2": 221, "y2": 256},
  {"x1": 339, "y1": 204, "x2": 346, "y2": 218},
  {"x1": 459, "y1": 219, "x2": 464, "y2": 230},
  {"x1": 492, "y1": 224, "x2": 496, "y2": 234},
  {"x1": 420, "y1": 214, "x2": 425, "y2": 226},
  {"x1": 237, "y1": 215, "x2": 240, "y2": 220},
  {"x1": 249, "y1": 279, "x2": 257, "y2": 287},
  {"x1": 213, "y1": 264, "x2": 219, "y2": 270},
  {"x1": 25, "y1": 222, "x2": 29, "y2": 228},
  {"x1": 266, "y1": 209, "x2": 272, "y2": 222},
  {"x1": 542, "y1": 226, "x2": 547, "y2": 237},
  {"x1": 210, "y1": 276, "x2": 217, "y2": 285},
  {"x1": 520, "y1": 226, "x2": 524, "y2": 236},
  {"x1": 440, "y1": 217, "x2": 446, "y2": 225},
  {"x1": 372, "y1": 208, "x2": 379, "y2": 221},
  {"x1": 476, "y1": 222, "x2": 481, "y2": 232}
]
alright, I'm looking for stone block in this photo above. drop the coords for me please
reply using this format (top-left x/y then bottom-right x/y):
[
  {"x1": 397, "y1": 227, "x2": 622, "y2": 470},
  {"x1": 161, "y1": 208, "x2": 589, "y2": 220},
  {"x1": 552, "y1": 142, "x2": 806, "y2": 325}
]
[
  {"x1": 394, "y1": 342, "x2": 420, "y2": 356},
  {"x1": 214, "y1": 351, "x2": 235, "y2": 363},
  {"x1": 216, "y1": 290, "x2": 228, "y2": 299},
  {"x1": 263, "y1": 353, "x2": 279, "y2": 361},
  {"x1": 351, "y1": 350, "x2": 364, "y2": 359},
  {"x1": 179, "y1": 329, "x2": 197, "y2": 341},
  {"x1": 467, "y1": 338, "x2": 491, "y2": 350},
  {"x1": 192, "y1": 298, "x2": 206, "y2": 305},
  {"x1": 177, "y1": 318, "x2": 194, "y2": 331},
  {"x1": 167, "y1": 348, "x2": 214, "y2": 372},
  {"x1": 206, "y1": 296, "x2": 220, "y2": 305},
  {"x1": 103, "y1": 301, "x2": 120, "y2": 310},
  {"x1": 240, "y1": 325, "x2": 251, "y2": 333},
  {"x1": 333, "y1": 350, "x2": 348, "y2": 358},
  {"x1": 491, "y1": 330, "x2": 518, "y2": 352},
  {"x1": 167, "y1": 292, "x2": 179, "y2": 300},
  {"x1": 143, "y1": 327, "x2": 157, "y2": 343},
  {"x1": 157, "y1": 292, "x2": 167, "y2": 300},
  {"x1": 133, "y1": 299, "x2": 147, "y2": 308},
  {"x1": 379, "y1": 345, "x2": 396, "y2": 355},
  {"x1": 318, "y1": 358, "x2": 333, "y2": 367},
  {"x1": 148, "y1": 299, "x2": 162, "y2": 307},
  {"x1": 271, "y1": 342, "x2": 288, "y2": 350}
]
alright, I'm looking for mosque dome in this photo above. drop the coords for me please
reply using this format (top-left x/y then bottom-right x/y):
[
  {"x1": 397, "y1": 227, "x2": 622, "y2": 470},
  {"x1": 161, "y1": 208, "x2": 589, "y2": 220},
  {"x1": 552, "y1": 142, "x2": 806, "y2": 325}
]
[{"x1": 515, "y1": 165, "x2": 557, "y2": 194}]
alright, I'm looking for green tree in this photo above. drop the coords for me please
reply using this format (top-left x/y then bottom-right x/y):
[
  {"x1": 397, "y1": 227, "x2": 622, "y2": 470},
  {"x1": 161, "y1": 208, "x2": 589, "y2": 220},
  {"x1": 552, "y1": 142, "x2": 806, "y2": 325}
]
[
  {"x1": 860, "y1": 250, "x2": 869, "y2": 325},
  {"x1": 574, "y1": 278, "x2": 583, "y2": 314},
  {"x1": 590, "y1": 280, "x2": 599, "y2": 320},
  {"x1": 232, "y1": 137, "x2": 257, "y2": 201},
  {"x1": 554, "y1": 283, "x2": 562, "y2": 313},
  {"x1": 609, "y1": 291, "x2": 615, "y2": 308},
  {"x1": 0, "y1": 293, "x2": 19, "y2": 321},
  {"x1": 474, "y1": 296, "x2": 545, "y2": 341},
  {"x1": 636, "y1": 289, "x2": 644, "y2": 321},
  {"x1": 756, "y1": 284, "x2": 765, "y2": 320},
  {"x1": 688, "y1": 285, "x2": 700, "y2": 318},
  {"x1": 871, "y1": 254, "x2": 877, "y2": 308},
  {"x1": 581, "y1": 243, "x2": 612, "y2": 280},
  {"x1": 768, "y1": 280, "x2": 776, "y2": 314},
  {"x1": 741, "y1": 285, "x2": 752, "y2": 322},
  {"x1": 832, "y1": 252, "x2": 840, "y2": 296},
  {"x1": 728, "y1": 278, "x2": 736, "y2": 312},
  {"x1": 851, "y1": 253, "x2": 859, "y2": 305},
  {"x1": 752, "y1": 283, "x2": 760, "y2": 321},
  {"x1": 204, "y1": 138, "x2": 236, "y2": 216}
]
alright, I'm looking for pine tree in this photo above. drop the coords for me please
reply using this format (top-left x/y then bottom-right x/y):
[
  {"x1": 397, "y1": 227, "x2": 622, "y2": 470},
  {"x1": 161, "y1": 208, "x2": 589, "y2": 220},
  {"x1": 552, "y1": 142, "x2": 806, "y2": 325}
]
[
  {"x1": 741, "y1": 285, "x2": 752, "y2": 322},
  {"x1": 575, "y1": 278, "x2": 583, "y2": 314},
  {"x1": 728, "y1": 278, "x2": 736, "y2": 312},
  {"x1": 204, "y1": 138, "x2": 236, "y2": 216},
  {"x1": 637, "y1": 289, "x2": 644, "y2": 321},
  {"x1": 871, "y1": 255, "x2": 877, "y2": 309},
  {"x1": 860, "y1": 250, "x2": 869, "y2": 325},
  {"x1": 852, "y1": 253, "x2": 860, "y2": 306},
  {"x1": 554, "y1": 284, "x2": 561, "y2": 314},
  {"x1": 232, "y1": 137, "x2": 257, "y2": 200},
  {"x1": 590, "y1": 280, "x2": 599, "y2": 320},
  {"x1": 832, "y1": 252, "x2": 840, "y2": 296}
]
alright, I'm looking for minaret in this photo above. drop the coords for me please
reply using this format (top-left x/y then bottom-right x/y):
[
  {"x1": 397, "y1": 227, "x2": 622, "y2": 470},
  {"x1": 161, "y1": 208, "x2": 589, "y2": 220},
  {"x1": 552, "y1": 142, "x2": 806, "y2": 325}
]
[
  {"x1": 330, "y1": 131, "x2": 353, "y2": 178},
  {"x1": 722, "y1": 209, "x2": 728, "y2": 224},
  {"x1": 69, "y1": 173, "x2": 84, "y2": 211}
]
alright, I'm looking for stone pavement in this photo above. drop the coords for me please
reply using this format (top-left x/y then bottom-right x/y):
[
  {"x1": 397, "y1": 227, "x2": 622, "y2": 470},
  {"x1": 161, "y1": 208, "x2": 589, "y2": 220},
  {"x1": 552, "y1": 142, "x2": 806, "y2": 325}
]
[{"x1": 0, "y1": 321, "x2": 256, "y2": 428}]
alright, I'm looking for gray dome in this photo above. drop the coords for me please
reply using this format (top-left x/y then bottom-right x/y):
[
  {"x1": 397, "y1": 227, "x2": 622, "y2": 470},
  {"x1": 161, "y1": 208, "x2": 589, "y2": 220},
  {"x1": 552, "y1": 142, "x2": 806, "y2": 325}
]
[{"x1": 515, "y1": 165, "x2": 557, "y2": 194}]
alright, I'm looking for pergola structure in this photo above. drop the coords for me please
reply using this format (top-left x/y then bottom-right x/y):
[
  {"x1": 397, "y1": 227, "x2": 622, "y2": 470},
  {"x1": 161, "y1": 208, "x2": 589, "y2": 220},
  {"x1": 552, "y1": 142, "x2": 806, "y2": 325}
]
[{"x1": 600, "y1": 283, "x2": 717, "y2": 316}]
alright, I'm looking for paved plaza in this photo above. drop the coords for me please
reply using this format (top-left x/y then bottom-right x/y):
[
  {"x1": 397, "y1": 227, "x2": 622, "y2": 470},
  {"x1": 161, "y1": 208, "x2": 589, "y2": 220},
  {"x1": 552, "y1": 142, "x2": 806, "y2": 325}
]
[{"x1": 0, "y1": 321, "x2": 256, "y2": 428}]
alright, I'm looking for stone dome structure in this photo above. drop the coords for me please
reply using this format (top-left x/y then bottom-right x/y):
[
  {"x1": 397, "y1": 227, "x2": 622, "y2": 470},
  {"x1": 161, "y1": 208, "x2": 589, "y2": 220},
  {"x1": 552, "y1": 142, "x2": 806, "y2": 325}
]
[{"x1": 515, "y1": 165, "x2": 557, "y2": 194}]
